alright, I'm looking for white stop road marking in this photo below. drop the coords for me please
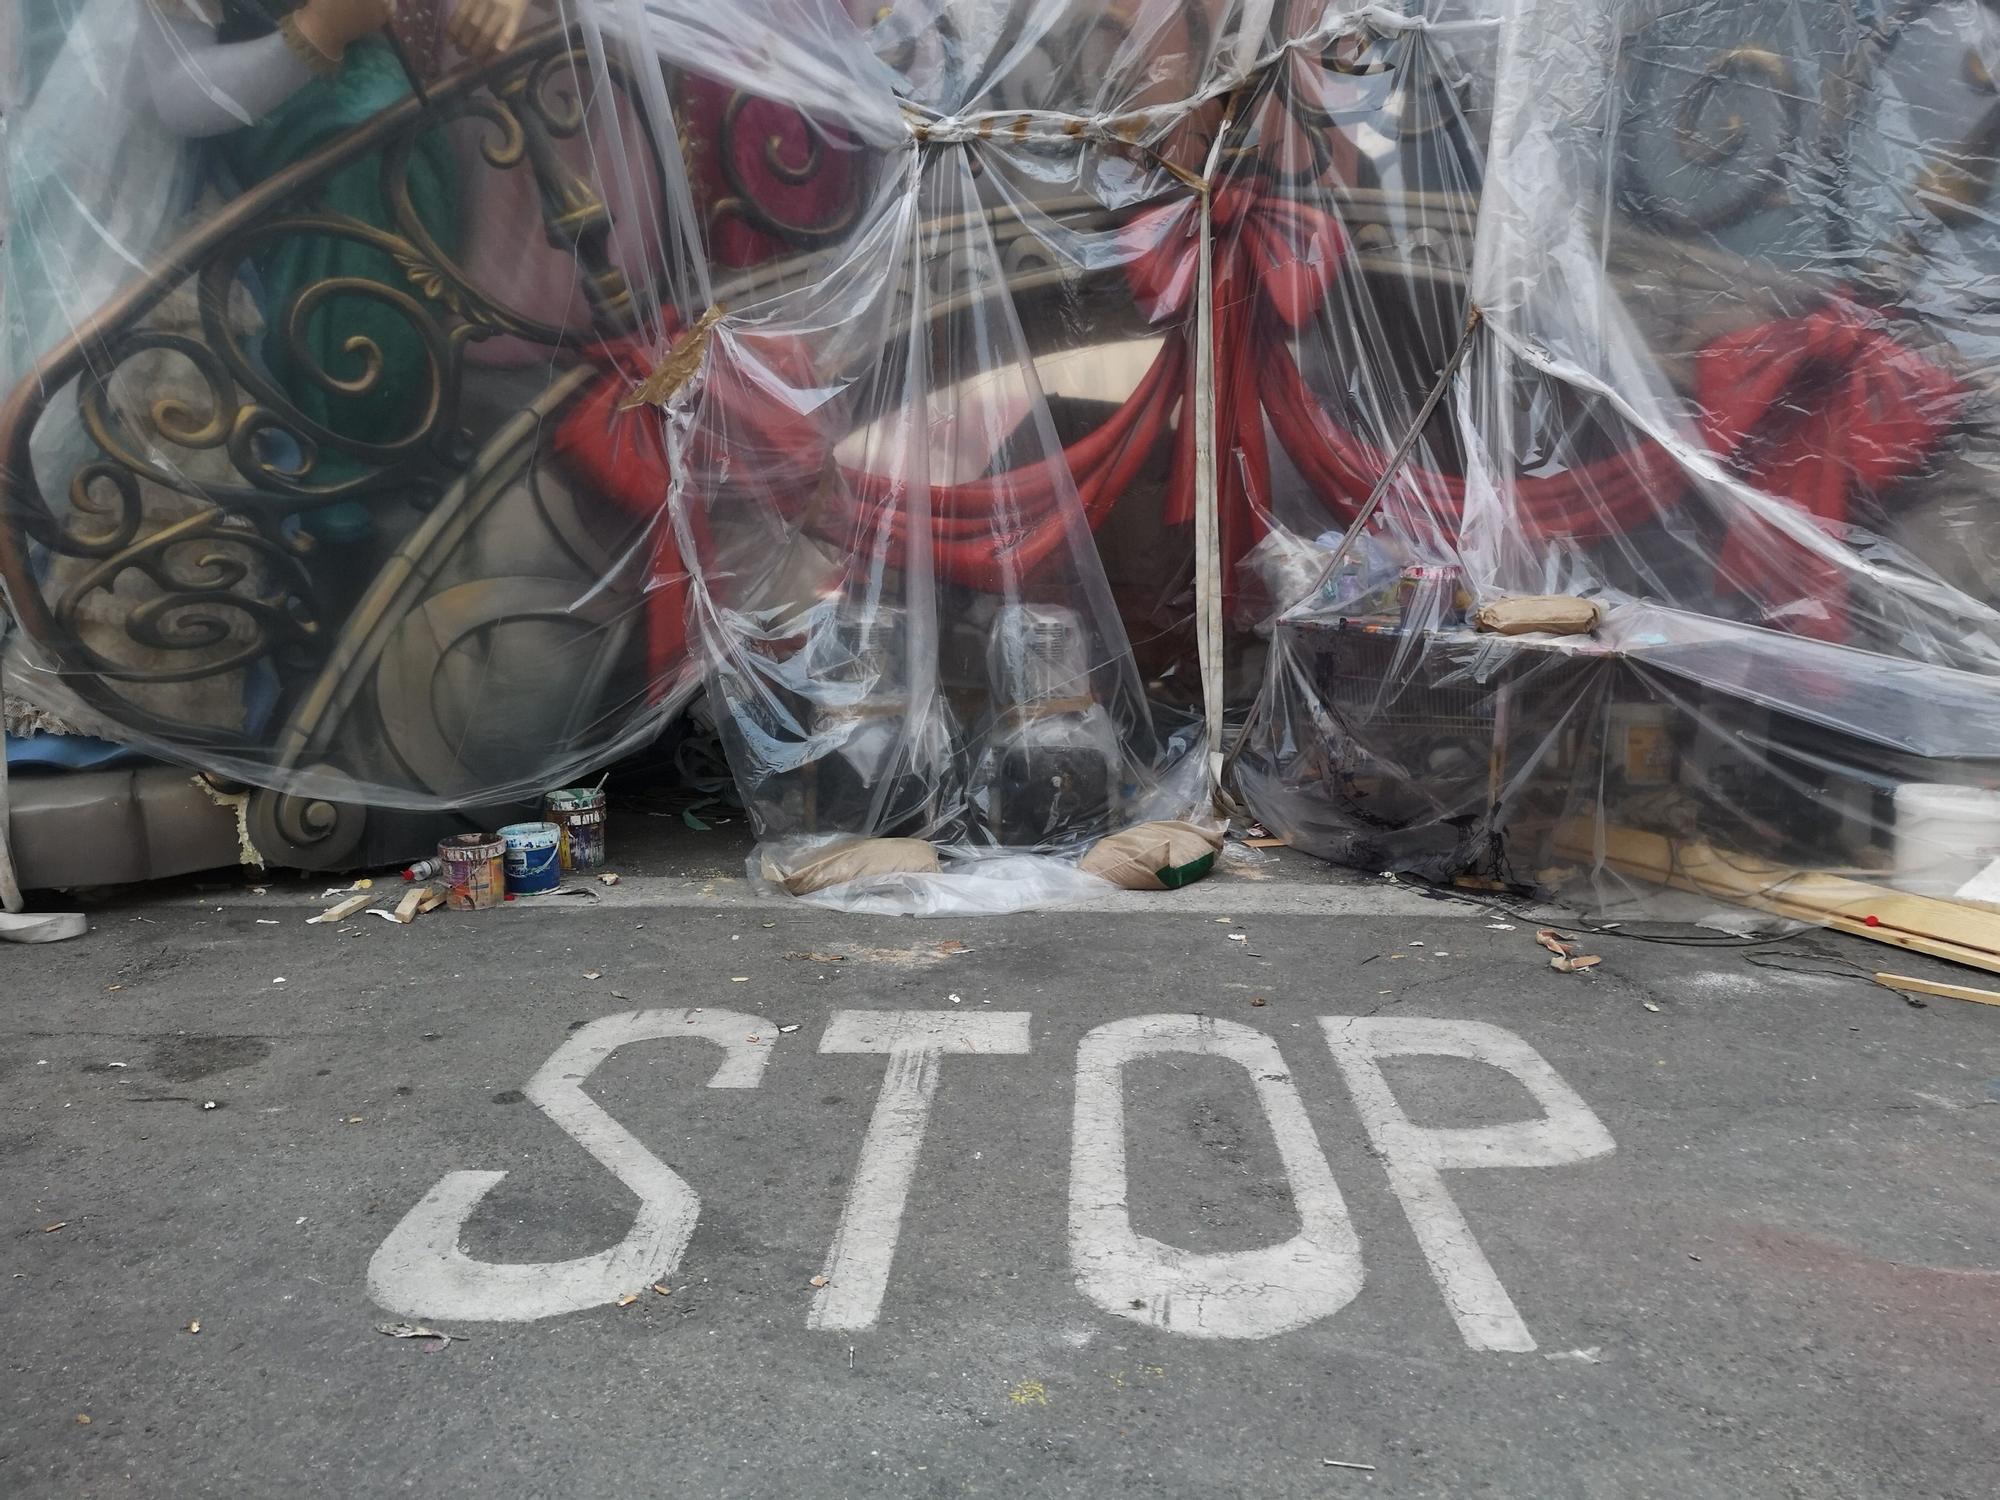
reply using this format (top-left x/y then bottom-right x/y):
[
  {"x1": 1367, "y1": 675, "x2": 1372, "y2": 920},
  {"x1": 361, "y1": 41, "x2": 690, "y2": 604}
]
[
  {"x1": 366, "y1": 1009, "x2": 1614, "y2": 1346},
  {"x1": 1070, "y1": 1013, "x2": 1363, "y2": 1339},
  {"x1": 366, "y1": 1009, "x2": 771, "y2": 1321},
  {"x1": 811, "y1": 1011, "x2": 1033, "y2": 1331},
  {"x1": 1324, "y1": 1018, "x2": 1616, "y2": 1351}
]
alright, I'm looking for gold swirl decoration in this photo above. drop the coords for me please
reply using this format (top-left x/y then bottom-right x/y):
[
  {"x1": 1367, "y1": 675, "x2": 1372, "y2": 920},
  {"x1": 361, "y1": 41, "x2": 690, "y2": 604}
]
[{"x1": 0, "y1": 24, "x2": 666, "y2": 749}]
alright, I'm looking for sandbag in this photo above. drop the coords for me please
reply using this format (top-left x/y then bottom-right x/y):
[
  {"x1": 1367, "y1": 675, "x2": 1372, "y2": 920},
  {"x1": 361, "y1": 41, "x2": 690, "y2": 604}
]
[
  {"x1": 1080, "y1": 820, "x2": 1224, "y2": 891},
  {"x1": 1473, "y1": 595, "x2": 1601, "y2": 637},
  {"x1": 764, "y1": 837, "x2": 941, "y2": 896}
]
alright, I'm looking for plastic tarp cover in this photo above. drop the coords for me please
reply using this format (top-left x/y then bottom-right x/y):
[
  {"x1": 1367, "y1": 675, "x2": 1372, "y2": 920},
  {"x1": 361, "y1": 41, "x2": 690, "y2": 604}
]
[{"x1": 7, "y1": 0, "x2": 2000, "y2": 917}]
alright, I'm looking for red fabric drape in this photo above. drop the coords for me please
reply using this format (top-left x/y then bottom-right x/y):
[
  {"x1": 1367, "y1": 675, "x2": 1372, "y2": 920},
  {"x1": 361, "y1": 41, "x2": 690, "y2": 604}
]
[
  {"x1": 1697, "y1": 300, "x2": 1962, "y2": 640},
  {"x1": 548, "y1": 339, "x2": 692, "y2": 697},
  {"x1": 550, "y1": 190, "x2": 1962, "y2": 679}
]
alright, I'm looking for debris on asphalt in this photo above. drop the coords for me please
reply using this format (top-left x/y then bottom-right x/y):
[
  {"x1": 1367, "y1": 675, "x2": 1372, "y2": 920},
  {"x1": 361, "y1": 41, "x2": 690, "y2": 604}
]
[
  {"x1": 201, "y1": 1101, "x2": 218, "y2": 1110},
  {"x1": 255, "y1": 919, "x2": 280, "y2": 926},
  {"x1": 376, "y1": 1321, "x2": 464, "y2": 1343},
  {"x1": 1486, "y1": 922, "x2": 1515, "y2": 930},
  {"x1": 616, "y1": 1293, "x2": 640, "y2": 1307},
  {"x1": 949, "y1": 993, "x2": 963, "y2": 1004},
  {"x1": 1321, "y1": 1459, "x2": 1376, "y2": 1472},
  {"x1": 1543, "y1": 1346, "x2": 1603, "y2": 1363},
  {"x1": 598, "y1": 873, "x2": 621, "y2": 886},
  {"x1": 809, "y1": 1274, "x2": 830, "y2": 1288},
  {"x1": 1250, "y1": 996, "x2": 1268, "y2": 1006},
  {"x1": 41, "y1": 1221, "x2": 64, "y2": 1233},
  {"x1": 354, "y1": 879, "x2": 374, "y2": 890},
  {"x1": 1551, "y1": 953, "x2": 1602, "y2": 973},
  {"x1": 784, "y1": 951, "x2": 846, "y2": 962},
  {"x1": 1535, "y1": 928, "x2": 1578, "y2": 955},
  {"x1": 1228, "y1": 933, "x2": 1248, "y2": 943},
  {"x1": 272, "y1": 977, "x2": 286, "y2": 984},
  {"x1": 366, "y1": 909, "x2": 402, "y2": 924},
  {"x1": 309, "y1": 894, "x2": 374, "y2": 925},
  {"x1": 1642, "y1": 998, "x2": 1661, "y2": 1012},
  {"x1": 652, "y1": 1283, "x2": 672, "y2": 1297},
  {"x1": 778, "y1": 1024, "x2": 801, "y2": 1033},
  {"x1": 390, "y1": 885, "x2": 432, "y2": 923},
  {"x1": 731, "y1": 976, "x2": 749, "y2": 982},
  {"x1": 184, "y1": 1319, "x2": 200, "y2": 1334},
  {"x1": 74, "y1": 1414, "x2": 90, "y2": 1426},
  {"x1": 583, "y1": 969, "x2": 603, "y2": 980}
]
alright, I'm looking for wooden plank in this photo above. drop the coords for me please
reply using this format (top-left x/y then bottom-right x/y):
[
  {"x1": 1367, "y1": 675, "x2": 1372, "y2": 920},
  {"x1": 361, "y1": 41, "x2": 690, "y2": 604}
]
[
  {"x1": 308, "y1": 892, "x2": 375, "y2": 925},
  {"x1": 1554, "y1": 821, "x2": 2000, "y2": 977},
  {"x1": 1874, "y1": 972, "x2": 2000, "y2": 1008}
]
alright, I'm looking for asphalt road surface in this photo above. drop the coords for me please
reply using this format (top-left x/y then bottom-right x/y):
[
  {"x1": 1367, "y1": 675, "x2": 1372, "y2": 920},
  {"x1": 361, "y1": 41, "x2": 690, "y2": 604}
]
[{"x1": 5, "y1": 854, "x2": 1999, "y2": 1497}]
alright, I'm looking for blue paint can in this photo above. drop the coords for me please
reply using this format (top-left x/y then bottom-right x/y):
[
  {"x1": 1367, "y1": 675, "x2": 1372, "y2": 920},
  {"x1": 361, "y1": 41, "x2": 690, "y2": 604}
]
[{"x1": 500, "y1": 821, "x2": 562, "y2": 896}]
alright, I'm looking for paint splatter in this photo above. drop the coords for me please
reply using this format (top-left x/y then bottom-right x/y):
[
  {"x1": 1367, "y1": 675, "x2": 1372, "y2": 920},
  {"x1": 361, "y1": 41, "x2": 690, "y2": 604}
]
[{"x1": 1008, "y1": 1379, "x2": 1049, "y2": 1407}]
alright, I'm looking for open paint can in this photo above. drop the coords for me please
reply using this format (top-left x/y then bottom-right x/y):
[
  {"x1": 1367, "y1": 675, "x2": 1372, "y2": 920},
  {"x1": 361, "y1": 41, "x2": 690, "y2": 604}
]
[
  {"x1": 545, "y1": 786, "x2": 608, "y2": 871},
  {"x1": 438, "y1": 832, "x2": 506, "y2": 910},
  {"x1": 501, "y1": 821, "x2": 563, "y2": 896}
]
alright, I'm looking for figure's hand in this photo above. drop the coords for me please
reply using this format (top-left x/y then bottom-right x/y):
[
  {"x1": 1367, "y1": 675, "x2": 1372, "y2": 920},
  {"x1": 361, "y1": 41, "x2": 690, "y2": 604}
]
[
  {"x1": 448, "y1": 0, "x2": 532, "y2": 63},
  {"x1": 294, "y1": 0, "x2": 395, "y2": 60}
]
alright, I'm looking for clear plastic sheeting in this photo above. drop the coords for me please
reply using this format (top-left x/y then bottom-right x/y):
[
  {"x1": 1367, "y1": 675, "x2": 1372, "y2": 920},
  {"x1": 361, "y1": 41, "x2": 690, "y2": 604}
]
[
  {"x1": 750, "y1": 835, "x2": 1123, "y2": 917},
  {"x1": 1231, "y1": 0, "x2": 2000, "y2": 923},
  {"x1": 6, "y1": 1, "x2": 2000, "y2": 921}
]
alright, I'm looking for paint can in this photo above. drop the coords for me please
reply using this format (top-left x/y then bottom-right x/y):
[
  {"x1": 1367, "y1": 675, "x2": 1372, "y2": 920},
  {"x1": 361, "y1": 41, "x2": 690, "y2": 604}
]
[
  {"x1": 1893, "y1": 782, "x2": 2000, "y2": 895},
  {"x1": 545, "y1": 786, "x2": 608, "y2": 871},
  {"x1": 501, "y1": 821, "x2": 563, "y2": 896},
  {"x1": 438, "y1": 832, "x2": 506, "y2": 911}
]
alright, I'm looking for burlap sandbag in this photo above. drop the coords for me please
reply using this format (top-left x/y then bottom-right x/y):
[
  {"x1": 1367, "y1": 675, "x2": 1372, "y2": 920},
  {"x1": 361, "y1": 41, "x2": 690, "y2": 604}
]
[
  {"x1": 766, "y1": 838, "x2": 942, "y2": 896},
  {"x1": 1080, "y1": 821, "x2": 1224, "y2": 891},
  {"x1": 1473, "y1": 595, "x2": 1601, "y2": 637}
]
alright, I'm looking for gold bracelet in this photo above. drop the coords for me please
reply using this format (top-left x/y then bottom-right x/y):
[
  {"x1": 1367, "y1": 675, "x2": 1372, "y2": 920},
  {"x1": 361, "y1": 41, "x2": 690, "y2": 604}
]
[{"x1": 278, "y1": 12, "x2": 343, "y2": 77}]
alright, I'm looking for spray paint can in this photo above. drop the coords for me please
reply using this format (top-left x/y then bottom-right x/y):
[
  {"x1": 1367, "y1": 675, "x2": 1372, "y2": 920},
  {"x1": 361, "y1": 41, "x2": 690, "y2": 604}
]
[
  {"x1": 500, "y1": 822, "x2": 563, "y2": 896},
  {"x1": 403, "y1": 856, "x2": 443, "y2": 882},
  {"x1": 438, "y1": 833, "x2": 506, "y2": 911},
  {"x1": 544, "y1": 787, "x2": 608, "y2": 871}
]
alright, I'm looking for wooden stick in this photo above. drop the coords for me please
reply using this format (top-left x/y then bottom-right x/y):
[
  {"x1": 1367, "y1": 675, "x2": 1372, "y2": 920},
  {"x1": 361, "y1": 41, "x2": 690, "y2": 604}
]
[
  {"x1": 308, "y1": 892, "x2": 374, "y2": 925},
  {"x1": 1874, "y1": 972, "x2": 2000, "y2": 1008},
  {"x1": 393, "y1": 885, "x2": 428, "y2": 924},
  {"x1": 1554, "y1": 821, "x2": 2000, "y2": 976}
]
